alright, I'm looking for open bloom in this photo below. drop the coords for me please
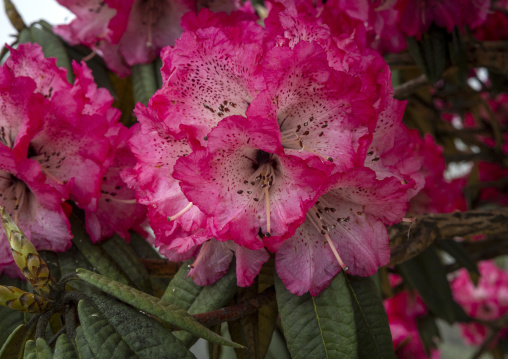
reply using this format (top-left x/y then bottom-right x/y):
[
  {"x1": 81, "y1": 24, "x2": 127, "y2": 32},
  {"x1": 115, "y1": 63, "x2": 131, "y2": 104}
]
[
  {"x1": 127, "y1": 0, "x2": 423, "y2": 293},
  {"x1": 0, "y1": 43, "x2": 123, "y2": 276},
  {"x1": 452, "y1": 261, "x2": 508, "y2": 346}
]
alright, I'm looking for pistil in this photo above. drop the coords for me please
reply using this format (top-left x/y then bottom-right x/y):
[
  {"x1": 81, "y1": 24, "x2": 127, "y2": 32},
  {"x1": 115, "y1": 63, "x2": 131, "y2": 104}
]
[{"x1": 167, "y1": 202, "x2": 194, "y2": 222}]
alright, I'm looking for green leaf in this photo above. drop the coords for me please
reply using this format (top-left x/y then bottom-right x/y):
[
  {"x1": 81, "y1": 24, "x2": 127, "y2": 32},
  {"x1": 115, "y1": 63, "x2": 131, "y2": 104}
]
[
  {"x1": 76, "y1": 269, "x2": 242, "y2": 348},
  {"x1": 257, "y1": 259, "x2": 277, "y2": 359},
  {"x1": 172, "y1": 264, "x2": 238, "y2": 347},
  {"x1": 35, "y1": 338, "x2": 52, "y2": 359},
  {"x1": 101, "y1": 235, "x2": 152, "y2": 294},
  {"x1": 397, "y1": 246, "x2": 456, "y2": 323},
  {"x1": 449, "y1": 27, "x2": 468, "y2": 85},
  {"x1": 345, "y1": 275, "x2": 395, "y2": 359},
  {"x1": 78, "y1": 294, "x2": 195, "y2": 359},
  {"x1": 53, "y1": 334, "x2": 78, "y2": 359},
  {"x1": 0, "y1": 324, "x2": 35, "y2": 359},
  {"x1": 435, "y1": 239, "x2": 479, "y2": 284},
  {"x1": 275, "y1": 272, "x2": 357, "y2": 359},
  {"x1": 417, "y1": 315, "x2": 440, "y2": 355},
  {"x1": 74, "y1": 327, "x2": 97, "y2": 359},
  {"x1": 407, "y1": 26, "x2": 448, "y2": 83},
  {"x1": 27, "y1": 24, "x2": 74, "y2": 83},
  {"x1": 132, "y1": 62, "x2": 158, "y2": 106},
  {"x1": 22, "y1": 340, "x2": 36, "y2": 359},
  {"x1": 161, "y1": 261, "x2": 203, "y2": 309},
  {"x1": 70, "y1": 215, "x2": 131, "y2": 286}
]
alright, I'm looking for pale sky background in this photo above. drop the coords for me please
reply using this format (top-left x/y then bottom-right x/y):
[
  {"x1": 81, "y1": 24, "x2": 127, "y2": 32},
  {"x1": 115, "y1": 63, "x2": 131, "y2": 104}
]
[{"x1": 1, "y1": 0, "x2": 74, "y2": 47}]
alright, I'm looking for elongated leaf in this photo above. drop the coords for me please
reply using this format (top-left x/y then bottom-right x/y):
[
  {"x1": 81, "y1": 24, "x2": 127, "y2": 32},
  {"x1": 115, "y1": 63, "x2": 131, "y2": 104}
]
[
  {"x1": 397, "y1": 246, "x2": 456, "y2": 323},
  {"x1": 101, "y1": 235, "x2": 152, "y2": 294},
  {"x1": 0, "y1": 324, "x2": 35, "y2": 359},
  {"x1": 275, "y1": 272, "x2": 357, "y2": 359},
  {"x1": 22, "y1": 340, "x2": 36, "y2": 359},
  {"x1": 345, "y1": 275, "x2": 395, "y2": 359},
  {"x1": 74, "y1": 326, "x2": 97, "y2": 359},
  {"x1": 0, "y1": 307, "x2": 24, "y2": 348},
  {"x1": 161, "y1": 261, "x2": 202, "y2": 308},
  {"x1": 70, "y1": 215, "x2": 131, "y2": 286},
  {"x1": 35, "y1": 338, "x2": 52, "y2": 359},
  {"x1": 53, "y1": 334, "x2": 78, "y2": 359},
  {"x1": 436, "y1": 239, "x2": 479, "y2": 284},
  {"x1": 417, "y1": 315, "x2": 440, "y2": 355},
  {"x1": 78, "y1": 294, "x2": 195, "y2": 359},
  {"x1": 76, "y1": 269, "x2": 242, "y2": 348},
  {"x1": 257, "y1": 259, "x2": 277, "y2": 359},
  {"x1": 173, "y1": 265, "x2": 238, "y2": 347},
  {"x1": 132, "y1": 63, "x2": 158, "y2": 105}
]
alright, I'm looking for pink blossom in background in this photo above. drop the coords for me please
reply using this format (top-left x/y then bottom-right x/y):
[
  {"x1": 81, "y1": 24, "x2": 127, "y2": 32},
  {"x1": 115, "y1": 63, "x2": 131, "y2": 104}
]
[
  {"x1": 126, "y1": 0, "x2": 425, "y2": 294},
  {"x1": 0, "y1": 43, "x2": 126, "y2": 276},
  {"x1": 385, "y1": 281, "x2": 440, "y2": 358},
  {"x1": 54, "y1": 0, "x2": 246, "y2": 76},
  {"x1": 452, "y1": 261, "x2": 508, "y2": 346},
  {"x1": 409, "y1": 134, "x2": 467, "y2": 214}
]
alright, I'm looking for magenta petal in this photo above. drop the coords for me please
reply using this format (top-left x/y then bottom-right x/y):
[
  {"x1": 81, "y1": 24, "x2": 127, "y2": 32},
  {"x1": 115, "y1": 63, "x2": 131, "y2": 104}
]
[
  {"x1": 232, "y1": 243, "x2": 270, "y2": 287},
  {"x1": 188, "y1": 240, "x2": 234, "y2": 286}
]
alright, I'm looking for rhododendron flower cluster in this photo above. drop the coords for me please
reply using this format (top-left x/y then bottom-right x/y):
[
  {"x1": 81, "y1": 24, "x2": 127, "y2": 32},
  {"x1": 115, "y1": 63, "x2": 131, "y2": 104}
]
[
  {"x1": 125, "y1": 0, "x2": 425, "y2": 295},
  {"x1": 452, "y1": 261, "x2": 508, "y2": 346},
  {"x1": 0, "y1": 43, "x2": 144, "y2": 277},
  {"x1": 385, "y1": 275, "x2": 440, "y2": 358},
  {"x1": 55, "y1": 0, "x2": 245, "y2": 76},
  {"x1": 323, "y1": 0, "x2": 491, "y2": 54}
]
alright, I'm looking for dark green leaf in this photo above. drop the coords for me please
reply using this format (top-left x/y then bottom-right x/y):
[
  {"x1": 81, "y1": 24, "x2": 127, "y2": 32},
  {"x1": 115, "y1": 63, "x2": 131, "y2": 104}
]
[
  {"x1": 76, "y1": 269, "x2": 242, "y2": 348},
  {"x1": 35, "y1": 338, "x2": 52, "y2": 359},
  {"x1": 74, "y1": 327, "x2": 97, "y2": 359},
  {"x1": 0, "y1": 308, "x2": 25, "y2": 349},
  {"x1": 345, "y1": 275, "x2": 395, "y2": 359},
  {"x1": 397, "y1": 246, "x2": 456, "y2": 323},
  {"x1": 417, "y1": 315, "x2": 440, "y2": 355},
  {"x1": 161, "y1": 261, "x2": 202, "y2": 309},
  {"x1": 275, "y1": 272, "x2": 357, "y2": 359},
  {"x1": 172, "y1": 264, "x2": 238, "y2": 347},
  {"x1": 407, "y1": 26, "x2": 448, "y2": 83},
  {"x1": 436, "y1": 239, "x2": 479, "y2": 284},
  {"x1": 257, "y1": 259, "x2": 277, "y2": 359},
  {"x1": 132, "y1": 62, "x2": 158, "y2": 106},
  {"x1": 0, "y1": 324, "x2": 35, "y2": 359},
  {"x1": 449, "y1": 27, "x2": 468, "y2": 85},
  {"x1": 101, "y1": 235, "x2": 152, "y2": 294},
  {"x1": 53, "y1": 334, "x2": 78, "y2": 359},
  {"x1": 22, "y1": 340, "x2": 36, "y2": 359},
  {"x1": 79, "y1": 294, "x2": 195, "y2": 359},
  {"x1": 70, "y1": 215, "x2": 131, "y2": 286}
]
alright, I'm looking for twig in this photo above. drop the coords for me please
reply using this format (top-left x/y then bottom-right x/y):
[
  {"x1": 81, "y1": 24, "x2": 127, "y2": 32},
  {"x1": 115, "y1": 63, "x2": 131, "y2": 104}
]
[
  {"x1": 394, "y1": 74, "x2": 428, "y2": 99},
  {"x1": 192, "y1": 287, "x2": 276, "y2": 327},
  {"x1": 388, "y1": 207, "x2": 508, "y2": 266}
]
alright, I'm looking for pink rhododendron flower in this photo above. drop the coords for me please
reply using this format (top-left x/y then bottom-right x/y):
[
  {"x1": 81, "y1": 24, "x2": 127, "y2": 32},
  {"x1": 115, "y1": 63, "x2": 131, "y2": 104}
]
[
  {"x1": 85, "y1": 125, "x2": 147, "y2": 242},
  {"x1": 54, "y1": 0, "x2": 246, "y2": 76},
  {"x1": 385, "y1": 276, "x2": 440, "y2": 358},
  {"x1": 452, "y1": 261, "x2": 508, "y2": 346},
  {"x1": 409, "y1": 135, "x2": 467, "y2": 214},
  {"x1": 127, "y1": 1, "x2": 422, "y2": 293},
  {"x1": 395, "y1": 0, "x2": 490, "y2": 39},
  {"x1": 0, "y1": 43, "x2": 124, "y2": 276}
]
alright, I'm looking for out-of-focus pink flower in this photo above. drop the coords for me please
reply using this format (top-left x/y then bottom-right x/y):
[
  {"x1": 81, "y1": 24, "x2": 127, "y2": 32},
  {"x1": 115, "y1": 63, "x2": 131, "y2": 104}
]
[
  {"x1": 409, "y1": 135, "x2": 467, "y2": 214},
  {"x1": 54, "y1": 0, "x2": 247, "y2": 76},
  {"x1": 385, "y1": 275, "x2": 440, "y2": 358},
  {"x1": 0, "y1": 43, "x2": 123, "y2": 276},
  {"x1": 395, "y1": 0, "x2": 490, "y2": 39},
  {"x1": 452, "y1": 261, "x2": 508, "y2": 346}
]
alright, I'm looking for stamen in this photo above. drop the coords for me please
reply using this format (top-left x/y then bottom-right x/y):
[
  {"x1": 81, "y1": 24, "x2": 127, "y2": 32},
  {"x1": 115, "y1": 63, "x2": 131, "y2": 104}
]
[
  {"x1": 264, "y1": 174, "x2": 271, "y2": 236},
  {"x1": 168, "y1": 202, "x2": 193, "y2": 222},
  {"x1": 324, "y1": 232, "x2": 349, "y2": 272},
  {"x1": 189, "y1": 240, "x2": 211, "y2": 269},
  {"x1": 13, "y1": 182, "x2": 26, "y2": 224}
]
